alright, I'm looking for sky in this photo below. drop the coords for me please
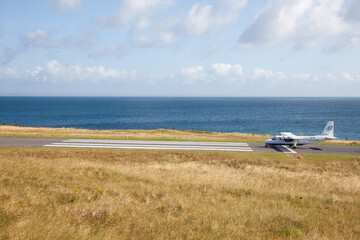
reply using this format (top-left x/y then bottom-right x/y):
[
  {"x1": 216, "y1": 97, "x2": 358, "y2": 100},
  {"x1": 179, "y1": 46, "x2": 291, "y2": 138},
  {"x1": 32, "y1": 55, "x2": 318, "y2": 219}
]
[{"x1": 0, "y1": 0, "x2": 360, "y2": 97}]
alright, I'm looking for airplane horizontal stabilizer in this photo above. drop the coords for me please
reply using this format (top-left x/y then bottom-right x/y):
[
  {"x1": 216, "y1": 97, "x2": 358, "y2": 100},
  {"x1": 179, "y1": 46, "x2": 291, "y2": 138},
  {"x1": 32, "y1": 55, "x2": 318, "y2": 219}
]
[{"x1": 325, "y1": 137, "x2": 338, "y2": 140}]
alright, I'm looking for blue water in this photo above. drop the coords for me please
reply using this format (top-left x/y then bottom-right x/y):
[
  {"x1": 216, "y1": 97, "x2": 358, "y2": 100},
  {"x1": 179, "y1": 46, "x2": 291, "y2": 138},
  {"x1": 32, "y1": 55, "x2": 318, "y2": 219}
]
[{"x1": 0, "y1": 97, "x2": 359, "y2": 140}]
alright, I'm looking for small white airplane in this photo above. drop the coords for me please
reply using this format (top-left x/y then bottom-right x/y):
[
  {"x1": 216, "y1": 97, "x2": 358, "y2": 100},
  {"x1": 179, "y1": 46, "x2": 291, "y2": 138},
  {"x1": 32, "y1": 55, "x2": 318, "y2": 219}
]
[{"x1": 265, "y1": 121, "x2": 337, "y2": 149}]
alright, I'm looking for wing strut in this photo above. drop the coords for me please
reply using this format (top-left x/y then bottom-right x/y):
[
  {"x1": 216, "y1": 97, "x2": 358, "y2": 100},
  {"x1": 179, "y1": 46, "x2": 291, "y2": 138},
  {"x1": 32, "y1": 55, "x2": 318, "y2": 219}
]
[{"x1": 293, "y1": 140, "x2": 297, "y2": 149}]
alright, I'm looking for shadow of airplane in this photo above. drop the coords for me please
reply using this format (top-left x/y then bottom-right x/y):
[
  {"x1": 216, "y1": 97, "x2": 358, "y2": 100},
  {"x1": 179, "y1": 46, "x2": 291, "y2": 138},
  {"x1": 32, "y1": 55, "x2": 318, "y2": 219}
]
[{"x1": 309, "y1": 147, "x2": 322, "y2": 151}]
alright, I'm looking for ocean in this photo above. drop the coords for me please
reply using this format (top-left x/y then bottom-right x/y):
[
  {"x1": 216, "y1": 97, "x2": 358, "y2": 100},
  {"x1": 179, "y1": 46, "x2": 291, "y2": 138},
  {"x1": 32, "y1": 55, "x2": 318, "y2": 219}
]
[{"x1": 0, "y1": 97, "x2": 359, "y2": 140}]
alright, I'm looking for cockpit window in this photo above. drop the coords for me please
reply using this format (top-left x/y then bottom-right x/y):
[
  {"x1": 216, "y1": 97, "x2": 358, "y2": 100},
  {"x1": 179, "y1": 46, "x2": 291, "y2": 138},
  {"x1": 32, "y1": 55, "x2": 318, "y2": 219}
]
[{"x1": 271, "y1": 137, "x2": 276, "y2": 140}]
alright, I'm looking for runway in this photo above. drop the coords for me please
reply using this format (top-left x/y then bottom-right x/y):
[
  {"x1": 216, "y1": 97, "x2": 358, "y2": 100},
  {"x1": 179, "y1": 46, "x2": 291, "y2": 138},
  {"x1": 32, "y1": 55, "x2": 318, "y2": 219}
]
[
  {"x1": 44, "y1": 139, "x2": 253, "y2": 152},
  {"x1": 0, "y1": 137, "x2": 359, "y2": 155}
]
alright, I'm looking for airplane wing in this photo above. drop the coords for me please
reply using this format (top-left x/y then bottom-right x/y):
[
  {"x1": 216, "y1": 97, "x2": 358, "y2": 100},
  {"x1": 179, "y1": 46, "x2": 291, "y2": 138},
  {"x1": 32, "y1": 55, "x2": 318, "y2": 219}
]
[
  {"x1": 282, "y1": 133, "x2": 307, "y2": 141},
  {"x1": 289, "y1": 136, "x2": 308, "y2": 140}
]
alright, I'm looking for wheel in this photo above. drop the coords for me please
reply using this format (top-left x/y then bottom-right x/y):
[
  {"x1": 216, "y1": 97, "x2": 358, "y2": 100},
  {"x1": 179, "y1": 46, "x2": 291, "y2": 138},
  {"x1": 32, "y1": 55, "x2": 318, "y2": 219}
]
[
  {"x1": 265, "y1": 144, "x2": 269, "y2": 148},
  {"x1": 292, "y1": 146, "x2": 297, "y2": 149}
]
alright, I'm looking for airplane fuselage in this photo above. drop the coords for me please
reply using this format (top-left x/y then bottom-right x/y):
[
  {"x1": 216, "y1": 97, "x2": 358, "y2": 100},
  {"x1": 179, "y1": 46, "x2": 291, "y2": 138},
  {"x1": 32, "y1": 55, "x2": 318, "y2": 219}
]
[{"x1": 265, "y1": 135, "x2": 329, "y2": 147}]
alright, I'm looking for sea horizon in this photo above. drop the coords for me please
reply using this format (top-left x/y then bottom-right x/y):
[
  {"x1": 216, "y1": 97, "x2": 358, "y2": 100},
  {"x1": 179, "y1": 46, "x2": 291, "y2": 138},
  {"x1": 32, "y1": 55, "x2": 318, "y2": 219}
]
[
  {"x1": 1, "y1": 96, "x2": 360, "y2": 98},
  {"x1": 1, "y1": 97, "x2": 359, "y2": 140}
]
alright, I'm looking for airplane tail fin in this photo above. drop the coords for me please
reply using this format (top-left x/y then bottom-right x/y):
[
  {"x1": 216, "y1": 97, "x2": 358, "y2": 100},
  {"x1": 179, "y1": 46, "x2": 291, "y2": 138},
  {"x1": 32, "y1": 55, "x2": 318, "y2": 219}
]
[{"x1": 321, "y1": 121, "x2": 334, "y2": 137}]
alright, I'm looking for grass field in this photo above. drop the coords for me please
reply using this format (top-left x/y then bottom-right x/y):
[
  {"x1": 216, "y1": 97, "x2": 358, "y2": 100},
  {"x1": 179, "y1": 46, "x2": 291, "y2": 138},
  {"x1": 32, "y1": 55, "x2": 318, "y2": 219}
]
[
  {"x1": 1, "y1": 125, "x2": 359, "y2": 146},
  {"x1": 0, "y1": 125, "x2": 268, "y2": 142},
  {"x1": 1, "y1": 147, "x2": 360, "y2": 239}
]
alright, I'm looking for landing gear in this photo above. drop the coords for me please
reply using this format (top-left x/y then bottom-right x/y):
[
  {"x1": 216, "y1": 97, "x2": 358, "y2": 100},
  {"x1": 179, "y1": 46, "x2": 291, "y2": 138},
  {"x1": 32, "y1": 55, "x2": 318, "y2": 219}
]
[
  {"x1": 265, "y1": 144, "x2": 269, "y2": 148},
  {"x1": 292, "y1": 145, "x2": 297, "y2": 149}
]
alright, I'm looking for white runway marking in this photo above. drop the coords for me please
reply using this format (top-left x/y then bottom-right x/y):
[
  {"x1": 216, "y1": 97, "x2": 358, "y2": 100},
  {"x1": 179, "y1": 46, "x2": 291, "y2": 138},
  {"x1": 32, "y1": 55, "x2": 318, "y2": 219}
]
[
  {"x1": 274, "y1": 145, "x2": 297, "y2": 154},
  {"x1": 62, "y1": 139, "x2": 250, "y2": 146},
  {"x1": 44, "y1": 139, "x2": 253, "y2": 152}
]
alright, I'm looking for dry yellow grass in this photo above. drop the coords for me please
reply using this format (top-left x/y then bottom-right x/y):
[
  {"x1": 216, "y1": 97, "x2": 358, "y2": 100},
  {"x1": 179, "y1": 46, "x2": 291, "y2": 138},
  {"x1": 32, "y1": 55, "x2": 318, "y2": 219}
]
[
  {"x1": 1, "y1": 147, "x2": 360, "y2": 239},
  {"x1": 0, "y1": 125, "x2": 269, "y2": 142}
]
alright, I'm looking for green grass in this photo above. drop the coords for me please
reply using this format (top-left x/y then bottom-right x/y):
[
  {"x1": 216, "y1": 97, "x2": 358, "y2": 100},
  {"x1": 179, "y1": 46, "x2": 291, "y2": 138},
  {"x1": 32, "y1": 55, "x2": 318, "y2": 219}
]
[{"x1": 315, "y1": 141, "x2": 360, "y2": 146}]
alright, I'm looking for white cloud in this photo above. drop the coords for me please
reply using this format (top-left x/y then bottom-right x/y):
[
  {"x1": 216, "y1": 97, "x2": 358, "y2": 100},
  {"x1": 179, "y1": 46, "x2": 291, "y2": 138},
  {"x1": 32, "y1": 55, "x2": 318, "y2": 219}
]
[
  {"x1": 98, "y1": 0, "x2": 247, "y2": 48},
  {"x1": 342, "y1": 72, "x2": 354, "y2": 82},
  {"x1": 1, "y1": 62, "x2": 360, "y2": 90},
  {"x1": 326, "y1": 0, "x2": 360, "y2": 51},
  {"x1": 49, "y1": 0, "x2": 84, "y2": 12},
  {"x1": 291, "y1": 73, "x2": 312, "y2": 80},
  {"x1": 212, "y1": 63, "x2": 232, "y2": 76},
  {"x1": 250, "y1": 69, "x2": 360, "y2": 85},
  {"x1": 0, "y1": 29, "x2": 52, "y2": 64},
  {"x1": 23, "y1": 29, "x2": 70, "y2": 48},
  {"x1": 1, "y1": 60, "x2": 136, "y2": 83},
  {"x1": 98, "y1": 0, "x2": 179, "y2": 48},
  {"x1": 100, "y1": 0, "x2": 175, "y2": 26},
  {"x1": 180, "y1": 66, "x2": 206, "y2": 83},
  {"x1": 183, "y1": 3, "x2": 214, "y2": 35},
  {"x1": 1, "y1": 29, "x2": 99, "y2": 64},
  {"x1": 212, "y1": 63, "x2": 242, "y2": 76},
  {"x1": 44, "y1": 60, "x2": 136, "y2": 82},
  {"x1": 327, "y1": 31, "x2": 360, "y2": 52},
  {"x1": 25, "y1": 29, "x2": 48, "y2": 46},
  {"x1": 0, "y1": 68, "x2": 21, "y2": 79},
  {"x1": 178, "y1": 65, "x2": 360, "y2": 86},
  {"x1": 239, "y1": 0, "x2": 345, "y2": 48},
  {"x1": 183, "y1": 0, "x2": 247, "y2": 35},
  {"x1": 180, "y1": 63, "x2": 244, "y2": 84},
  {"x1": 322, "y1": 72, "x2": 360, "y2": 83},
  {"x1": 238, "y1": 0, "x2": 360, "y2": 52},
  {"x1": 252, "y1": 68, "x2": 285, "y2": 80},
  {"x1": 339, "y1": 72, "x2": 360, "y2": 83},
  {"x1": 22, "y1": 29, "x2": 98, "y2": 49}
]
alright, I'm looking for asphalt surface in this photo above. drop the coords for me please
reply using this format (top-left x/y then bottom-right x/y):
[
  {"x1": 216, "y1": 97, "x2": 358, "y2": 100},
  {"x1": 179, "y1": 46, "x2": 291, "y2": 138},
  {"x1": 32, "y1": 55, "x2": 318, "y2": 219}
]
[{"x1": 0, "y1": 137, "x2": 359, "y2": 155}]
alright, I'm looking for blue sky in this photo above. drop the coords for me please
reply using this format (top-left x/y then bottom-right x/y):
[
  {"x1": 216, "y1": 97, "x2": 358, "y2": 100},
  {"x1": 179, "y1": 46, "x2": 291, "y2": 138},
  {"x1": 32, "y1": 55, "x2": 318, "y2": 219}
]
[{"x1": 1, "y1": 0, "x2": 360, "y2": 96}]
